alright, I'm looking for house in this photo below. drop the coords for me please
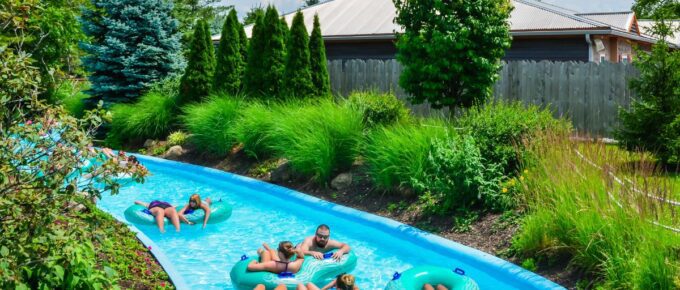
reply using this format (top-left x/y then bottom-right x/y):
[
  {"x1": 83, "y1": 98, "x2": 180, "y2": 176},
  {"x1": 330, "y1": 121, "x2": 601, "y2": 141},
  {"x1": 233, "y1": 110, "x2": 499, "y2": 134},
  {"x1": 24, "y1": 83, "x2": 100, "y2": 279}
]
[{"x1": 213, "y1": 0, "x2": 663, "y2": 63}]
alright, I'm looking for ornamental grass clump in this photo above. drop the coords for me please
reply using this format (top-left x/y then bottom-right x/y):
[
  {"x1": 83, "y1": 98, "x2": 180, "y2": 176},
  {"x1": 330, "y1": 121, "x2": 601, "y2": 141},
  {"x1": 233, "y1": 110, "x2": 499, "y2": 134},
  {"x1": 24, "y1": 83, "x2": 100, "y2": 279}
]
[
  {"x1": 513, "y1": 132, "x2": 680, "y2": 289},
  {"x1": 182, "y1": 94, "x2": 243, "y2": 155},
  {"x1": 232, "y1": 101, "x2": 283, "y2": 159}
]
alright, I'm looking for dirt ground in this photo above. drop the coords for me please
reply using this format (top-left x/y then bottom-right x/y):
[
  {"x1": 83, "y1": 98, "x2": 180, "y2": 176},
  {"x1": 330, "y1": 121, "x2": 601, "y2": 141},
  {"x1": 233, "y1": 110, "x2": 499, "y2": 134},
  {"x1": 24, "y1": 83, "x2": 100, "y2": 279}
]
[{"x1": 170, "y1": 147, "x2": 580, "y2": 289}]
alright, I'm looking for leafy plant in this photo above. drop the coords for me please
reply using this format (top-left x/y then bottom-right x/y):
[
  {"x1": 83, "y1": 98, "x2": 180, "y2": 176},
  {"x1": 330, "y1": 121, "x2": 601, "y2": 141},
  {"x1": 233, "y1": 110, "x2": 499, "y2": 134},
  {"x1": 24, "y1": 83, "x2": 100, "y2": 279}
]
[
  {"x1": 167, "y1": 131, "x2": 189, "y2": 147},
  {"x1": 182, "y1": 94, "x2": 243, "y2": 155},
  {"x1": 345, "y1": 91, "x2": 410, "y2": 128},
  {"x1": 521, "y1": 258, "x2": 538, "y2": 272}
]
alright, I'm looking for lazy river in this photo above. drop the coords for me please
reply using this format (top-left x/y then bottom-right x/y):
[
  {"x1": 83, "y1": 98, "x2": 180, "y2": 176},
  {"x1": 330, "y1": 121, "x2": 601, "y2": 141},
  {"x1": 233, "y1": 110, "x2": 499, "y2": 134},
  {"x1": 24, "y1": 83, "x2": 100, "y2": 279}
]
[{"x1": 96, "y1": 155, "x2": 564, "y2": 290}]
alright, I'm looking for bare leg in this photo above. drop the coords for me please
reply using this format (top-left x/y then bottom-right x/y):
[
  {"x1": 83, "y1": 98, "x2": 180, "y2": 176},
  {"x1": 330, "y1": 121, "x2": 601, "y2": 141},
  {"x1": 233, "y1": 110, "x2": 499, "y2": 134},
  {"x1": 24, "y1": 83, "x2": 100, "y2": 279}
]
[
  {"x1": 295, "y1": 284, "x2": 307, "y2": 290},
  {"x1": 435, "y1": 285, "x2": 448, "y2": 290},
  {"x1": 165, "y1": 207, "x2": 180, "y2": 232},
  {"x1": 422, "y1": 284, "x2": 435, "y2": 290},
  {"x1": 306, "y1": 283, "x2": 320, "y2": 290},
  {"x1": 151, "y1": 207, "x2": 165, "y2": 233},
  {"x1": 205, "y1": 197, "x2": 212, "y2": 206},
  {"x1": 257, "y1": 248, "x2": 272, "y2": 262},
  {"x1": 274, "y1": 285, "x2": 288, "y2": 290},
  {"x1": 254, "y1": 284, "x2": 265, "y2": 290},
  {"x1": 135, "y1": 201, "x2": 149, "y2": 207}
]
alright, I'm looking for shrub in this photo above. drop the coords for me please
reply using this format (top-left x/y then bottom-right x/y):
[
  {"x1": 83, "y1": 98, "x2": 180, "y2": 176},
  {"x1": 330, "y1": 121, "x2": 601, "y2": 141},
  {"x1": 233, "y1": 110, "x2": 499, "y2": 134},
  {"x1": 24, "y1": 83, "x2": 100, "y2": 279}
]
[
  {"x1": 345, "y1": 91, "x2": 410, "y2": 128},
  {"x1": 457, "y1": 101, "x2": 570, "y2": 174},
  {"x1": 49, "y1": 80, "x2": 91, "y2": 118},
  {"x1": 309, "y1": 14, "x2": 331, "y2": 97},
  {"x1": 178, "y1": 20, "x2": 215, "y2": 105},
  {"x1": 363, "y1": 118, "x2": 450, "y2": 190},
  {"x1": 213, "y1": 9, "x2": 243, "y2": 94},
  {"x1": 283, "y1": 11, "x2": 314, "y2": 98},
  {"x1": 167, "y1": 131, "x2": 189, "y2": 147},
  {"x1": 232, "y1": 102, "x2": 281, "y2": 159},
  {"x1": 105, "y1": 104, "x2": 135, "y2": 148},
  {"x1": 268, "y1": 99, "x2": 363, "y2": 182},
  {"x1": 412, "y1": 135, "x2": 506, "y2": 213},
  {"x1": 182, "y1": 95, "x2": 243, "y2": 155}
]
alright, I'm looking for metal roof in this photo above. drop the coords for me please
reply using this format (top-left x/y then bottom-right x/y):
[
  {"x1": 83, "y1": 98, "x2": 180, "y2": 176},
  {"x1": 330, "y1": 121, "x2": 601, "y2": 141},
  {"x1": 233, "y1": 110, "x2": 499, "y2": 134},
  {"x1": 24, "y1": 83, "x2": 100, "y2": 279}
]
[
  {"x1": 213, "y1": 0, "x2": 656, "y2": 44},
  {"x1": 638, "y1": 20, "x2": 680, "y2": 46},
  {"x1": 576, "y1": 12, "x2": 636, "y2": 32}
]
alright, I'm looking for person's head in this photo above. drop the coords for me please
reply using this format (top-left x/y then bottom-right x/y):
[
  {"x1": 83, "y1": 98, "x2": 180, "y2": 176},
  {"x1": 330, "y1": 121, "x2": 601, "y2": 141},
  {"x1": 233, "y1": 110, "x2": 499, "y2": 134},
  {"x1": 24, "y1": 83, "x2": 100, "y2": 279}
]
[
  {"x1": 127, "y1": 155, "x2": 139, "y2": 165},
  {"x1": 189, "y1": 194, "x2": 201, "y2": 209},
  {"x1": 314, "y1": 224, "x2": 330, "y2": 247},
  {"x1": 278, "y1": 241, "x2": 295, "y2": 259},
  {"x1": 335, "y1": 273, "x2": 355, "y2": 290}
]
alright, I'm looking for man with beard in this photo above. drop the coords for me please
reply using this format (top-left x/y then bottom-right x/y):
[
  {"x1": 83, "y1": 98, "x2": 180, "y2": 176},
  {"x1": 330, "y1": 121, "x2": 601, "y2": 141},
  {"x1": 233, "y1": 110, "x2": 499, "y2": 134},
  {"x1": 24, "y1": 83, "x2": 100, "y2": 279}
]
[{"x1": 298, "y1": 224, "x2": 351, "y2": 260}]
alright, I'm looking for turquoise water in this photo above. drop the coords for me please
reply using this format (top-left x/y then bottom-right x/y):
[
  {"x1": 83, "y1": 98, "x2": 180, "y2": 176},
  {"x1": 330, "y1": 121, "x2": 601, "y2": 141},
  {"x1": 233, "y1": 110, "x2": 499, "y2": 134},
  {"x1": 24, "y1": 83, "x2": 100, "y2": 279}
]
[{"x1": 97, "y1": 159, "x2": 552, "y2": 290}]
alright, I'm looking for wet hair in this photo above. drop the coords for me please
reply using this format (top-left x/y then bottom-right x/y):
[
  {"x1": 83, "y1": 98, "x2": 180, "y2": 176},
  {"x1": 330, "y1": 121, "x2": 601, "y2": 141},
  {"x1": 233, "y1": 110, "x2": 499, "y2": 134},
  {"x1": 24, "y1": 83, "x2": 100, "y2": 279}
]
[
  {"x1": 335, "y1": 273, "x2": 355, "y2": 290},
  {"x1": 316, "y1": 224, "x2": 330, "y2": 232},
  {"x1": 278, "y1": 241, "x2": 295, "y2": 259},
  {"x1": 189, "y1": 194, "x2": 201, "y2": 209},
  {"x1": 127, "y1": 155, "x2": 139, "y2": 165}
]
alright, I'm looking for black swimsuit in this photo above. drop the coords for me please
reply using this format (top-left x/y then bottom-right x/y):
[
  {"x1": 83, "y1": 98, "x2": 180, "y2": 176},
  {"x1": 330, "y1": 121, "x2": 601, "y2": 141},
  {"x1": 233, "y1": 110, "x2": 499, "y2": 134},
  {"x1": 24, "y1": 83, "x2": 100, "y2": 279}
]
[{"x1": 148, "y1": 200, "x2": 172, "y2": 210}]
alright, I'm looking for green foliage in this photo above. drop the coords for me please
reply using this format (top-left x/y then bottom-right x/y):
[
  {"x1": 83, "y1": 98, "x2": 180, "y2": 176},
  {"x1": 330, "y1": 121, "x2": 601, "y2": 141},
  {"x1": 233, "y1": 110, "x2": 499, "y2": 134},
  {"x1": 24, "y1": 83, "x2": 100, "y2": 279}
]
[
  {"x1": 412, "y1": 135, "x2": 506, "y2": 213},
  {"x1": 244, "y1": 13, "x2": 266, "y2": 95},
  {"x1": 616, "y1": 20, "x2": 680, "y2": 166},
  {"x1": 172, "y1": 0, "x2": 230, "y2": 47},
  {"x1": 178, "y1": 20, "x2": 216, "y2": 105},
  {"x1": 49, "y1": 80, "x2": 91, "y2": 118},
  {"x1": 521, "y1": 258, "x2": 538, "y2": 272},
  {"x1": 182, "y1": 95, "x2": 243, "y2": 155},
  {"x1": 283, "y1": 11, "x2": 314, "y2": 98},
  {"x1": 309, "y1": 14, "x2": 331, "y2": 97},
  {"x1": 393, "y1": 0, "x2": 512, "y2": 111},
  {"x1": 363, "y1": 119, "x2": 450, "y2": 190},
  {"x1": 268, "y1": 99, "x2": 364, "y2": 183},
  {"x1": 167, "y1": 131, "x2": 189, "y2": 147},
  {"x1": 232, "y1": 102, "x2": 281, "y2": 159},
  {"x1": 80, "y1": 0, "x2": 183, "y2": 104},
  {"x1": 213, "y1": 9, "x2": 243, "y2": 94},
  {"x1": 633, "y1": 0, "x2": 680, "y2": 19},
  {"x1": 259, "y1": 6, "x2": 287, "y2": 98},
  {"x1": 457, "y1": 101, "x2": 571, "y2": 174},
  {"x1": 346, "y1": 91, "x2": 410, "y2": 128},
  {"x1": 105, "y1": 78, "x2": 179, "y2": 146},
  {"x1": 234, "y1": 11, "x2": 249, "y2": 70}
]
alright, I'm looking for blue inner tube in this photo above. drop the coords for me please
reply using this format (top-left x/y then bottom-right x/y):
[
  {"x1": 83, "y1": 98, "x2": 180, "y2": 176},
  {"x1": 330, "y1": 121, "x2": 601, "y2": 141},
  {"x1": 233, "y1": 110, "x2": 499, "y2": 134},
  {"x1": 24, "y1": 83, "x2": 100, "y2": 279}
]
[
  {"x1": 124, "y1": 201, "x2": 232, "y2": 225},
  {"x1": 384, "y1": 265, "x2": 479, "y2": 290},
  {"x1": 230, "y1": 251, "x2": 358, "y2": 290}
]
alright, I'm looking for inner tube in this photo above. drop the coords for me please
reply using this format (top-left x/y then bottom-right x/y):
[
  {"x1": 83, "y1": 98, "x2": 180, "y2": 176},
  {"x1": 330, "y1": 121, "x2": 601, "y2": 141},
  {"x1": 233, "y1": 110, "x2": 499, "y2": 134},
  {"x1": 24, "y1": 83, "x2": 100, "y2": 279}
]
[
  {"x1": 230, "y1": 251, "x2": 358, "y2": 290},
  {"x1": 123, "y1": 201, "x2": 232, "y2": 225},
  {"x1": 384, "y1": 266, "x2": 479, "y2": 290}
]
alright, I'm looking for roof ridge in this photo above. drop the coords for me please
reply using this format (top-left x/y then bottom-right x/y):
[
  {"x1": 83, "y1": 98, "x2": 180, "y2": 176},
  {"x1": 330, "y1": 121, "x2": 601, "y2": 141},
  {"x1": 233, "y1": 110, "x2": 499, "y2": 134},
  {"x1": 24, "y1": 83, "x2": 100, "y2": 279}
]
[
  {"x1": 576, "y1": 11, "x2": 634, "y2": 16},
  {"x1": 280, "y1": 0, "x2": 338, "y2": 17},
  {"x1": 514, "y1": 0, "x2": 610, "y2": 29}
]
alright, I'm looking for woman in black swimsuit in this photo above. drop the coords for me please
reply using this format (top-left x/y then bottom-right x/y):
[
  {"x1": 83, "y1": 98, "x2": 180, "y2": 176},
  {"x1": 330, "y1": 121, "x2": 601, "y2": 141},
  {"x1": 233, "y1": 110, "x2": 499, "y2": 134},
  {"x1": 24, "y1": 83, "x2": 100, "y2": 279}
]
[
  {"x1": 134, "y1": 200, "x2": 180, "y2": 233},
  {"x1": 247, "y1": 241, "x2": 304, "y2": 274}
]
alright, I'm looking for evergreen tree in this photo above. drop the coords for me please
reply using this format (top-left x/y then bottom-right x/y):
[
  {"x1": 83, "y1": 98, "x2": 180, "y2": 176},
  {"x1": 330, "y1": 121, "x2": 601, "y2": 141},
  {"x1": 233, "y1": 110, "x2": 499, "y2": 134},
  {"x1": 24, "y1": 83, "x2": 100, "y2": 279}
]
[
  {"x1": 178, "y1": 20, "x2": 215, "y2": 105},
  {"x1": 244, "y1": 13, "x2": 266, "y2": 95},
  {"x1": 231, "y1": 10, "x2": 248, "y2": 64},
  {"x1": 304, "y1": 0, "x2": 320, "y2": 7},
  {"x1": 309, "y1": 14, "x2": 331, "y2": 97},
  {"x1": 281, "y1": 17, "x2": 290, "y2": 46},
  {"x1": 81, "y1": 0, "x2": 182, "y2": 104},
  {"x1": 260, "y1": 6, "x2": 287, "y2": 97},
  {"x1": 172, "y1": 0, "x2": 230, "y2": 46},
  {"x1": 214, "y1": 9, "x2": 243, "y2": 94},
  {"x1": 283, "y1": 11, "x2": 314, "y2": 97}
]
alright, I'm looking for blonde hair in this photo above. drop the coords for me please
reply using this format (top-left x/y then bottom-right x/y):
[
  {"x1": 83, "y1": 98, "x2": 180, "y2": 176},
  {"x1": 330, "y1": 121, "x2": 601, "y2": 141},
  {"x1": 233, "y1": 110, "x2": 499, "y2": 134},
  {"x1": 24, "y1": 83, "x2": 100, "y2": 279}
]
[
  {"x1": 189, "y1": 194, "x2": 201, "y2": 209},
  {"x1": 336, "y1": 273, "x2": 355, "y2": 290},
  {"x1": 278, "y1": 241, "x2": 295, "y2": 259}
]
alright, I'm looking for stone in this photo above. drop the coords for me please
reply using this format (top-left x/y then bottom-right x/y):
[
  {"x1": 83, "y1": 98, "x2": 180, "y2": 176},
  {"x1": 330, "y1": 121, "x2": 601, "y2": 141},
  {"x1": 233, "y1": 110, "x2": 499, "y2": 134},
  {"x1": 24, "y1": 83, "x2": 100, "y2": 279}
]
[
  {"x1": 67, "y1": 201, "x2": 86, "y2": 212},
  {"x1": 331, "y1": 173, "x2": 353, "y2": 190},
  {"x1": 270, "y1": 160, "x2": 292, "y2": 183},
  {"x1": 143, "y1": 139, "x2": 156, "y2": 148},
  {"x1": 162, "y1": 145, "x2": 185, "y2": 160}
]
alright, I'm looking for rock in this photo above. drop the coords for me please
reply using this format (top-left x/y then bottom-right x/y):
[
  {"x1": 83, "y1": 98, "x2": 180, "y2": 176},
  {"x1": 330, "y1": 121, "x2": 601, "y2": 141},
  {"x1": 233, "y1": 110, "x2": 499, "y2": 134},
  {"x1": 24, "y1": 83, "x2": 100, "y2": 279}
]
[
  {"x1": 331, "y1": 173, "x2": 353, "y2": 190},
  {"x1": 162, "y1": 145, "x2": 185, "y2": 160},
  {"x1": 67, "y1": 201, "x2": 86, "y2": 212},
  {"x1": 143, "y1": 139, "x2": 156, "y2": 148},
  {"x1": 270, "y1": 160, "x2": 292, "y2": 183}
]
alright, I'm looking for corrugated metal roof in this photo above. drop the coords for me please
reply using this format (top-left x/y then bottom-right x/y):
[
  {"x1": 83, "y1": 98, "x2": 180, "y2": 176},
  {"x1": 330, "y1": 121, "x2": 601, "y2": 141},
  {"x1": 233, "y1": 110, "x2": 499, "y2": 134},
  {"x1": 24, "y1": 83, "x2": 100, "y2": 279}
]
[
  {"x1": 638, "y1": 20, "x2": 680, "y2": 45},
  {"x1": 212, "y1": 0, "x2": 654, "y2": 44},
  {"x1": 576, "y1": 12, "x2": 635, "y2": 31}
]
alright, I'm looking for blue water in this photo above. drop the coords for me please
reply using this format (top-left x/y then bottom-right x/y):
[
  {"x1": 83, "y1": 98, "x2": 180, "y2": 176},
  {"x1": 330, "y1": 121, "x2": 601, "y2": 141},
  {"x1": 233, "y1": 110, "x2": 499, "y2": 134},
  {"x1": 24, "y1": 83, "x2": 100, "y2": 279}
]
[{"x1": 97, "y1": 159, "x2": 554, "y2": 290}]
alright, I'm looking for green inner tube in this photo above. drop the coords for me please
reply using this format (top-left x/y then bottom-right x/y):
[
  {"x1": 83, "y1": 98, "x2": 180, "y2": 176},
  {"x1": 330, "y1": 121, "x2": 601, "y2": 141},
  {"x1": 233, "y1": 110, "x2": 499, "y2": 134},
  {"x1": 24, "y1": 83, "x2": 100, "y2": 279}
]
[
  {"x1": 230, "y1": 251, "x2": 358, "y2": 290},
  {"x1": 123, "y1": 201, "x2": 232, "y2": 225},
  {"x1": 384, "y1": 266, "x2": 479, "y2": 290}
]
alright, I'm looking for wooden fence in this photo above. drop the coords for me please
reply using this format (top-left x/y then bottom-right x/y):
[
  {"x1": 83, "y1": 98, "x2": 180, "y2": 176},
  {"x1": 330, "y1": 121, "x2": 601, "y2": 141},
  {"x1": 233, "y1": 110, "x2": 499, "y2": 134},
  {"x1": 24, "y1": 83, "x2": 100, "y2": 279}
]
[{"x1": 327, "y1": 59, "x2": 640, "y2": 136}]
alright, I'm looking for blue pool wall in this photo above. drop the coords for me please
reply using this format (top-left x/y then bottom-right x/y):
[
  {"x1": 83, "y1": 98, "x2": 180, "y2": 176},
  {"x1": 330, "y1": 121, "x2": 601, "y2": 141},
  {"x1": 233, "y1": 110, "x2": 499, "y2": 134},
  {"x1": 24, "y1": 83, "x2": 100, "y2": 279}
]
[{"x1": 117, "y1": 154, "x2": 564, "y2": 290}]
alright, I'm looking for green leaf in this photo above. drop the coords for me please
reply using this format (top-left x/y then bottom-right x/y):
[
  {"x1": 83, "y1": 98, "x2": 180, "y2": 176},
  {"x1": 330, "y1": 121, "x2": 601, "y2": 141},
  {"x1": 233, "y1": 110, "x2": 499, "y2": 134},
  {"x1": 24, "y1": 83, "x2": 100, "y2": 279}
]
[{"x1": 0, "y1": 246, "x2": 8, "y2": 257}]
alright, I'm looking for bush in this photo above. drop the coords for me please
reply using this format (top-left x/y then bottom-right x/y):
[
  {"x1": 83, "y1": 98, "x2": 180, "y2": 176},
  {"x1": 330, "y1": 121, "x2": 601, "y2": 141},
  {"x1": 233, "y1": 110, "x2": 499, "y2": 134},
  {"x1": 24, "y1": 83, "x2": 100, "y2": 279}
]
[
  {"x1": 412, "y1": 135, "x2": 507, "y2": 213},
  {"x1": 363, "y1": 118, "x2": 450, "y2": 191},
  {"x1": 232, "y1": 102, "x2": 281, "y2": 159},
  {"x1": 182, "y1": 94, "x2": 243, "y2": 155},
  {"x1": 167, "y1": 131, "x2": 189, "y2": 147},
  {"x1": 661, "y1": 114, "x2": 680, "y2": 164},
  {"x1": 49, "y1": 80, "x2": 91, "y2": 118},
  {"x1": 268, "y1": 99, "x2": 363, "y2": 182},
  {"x1": 345, "y1": 91, "x2": 410, "y2": 128},
  {"x1": 457, "y1": 101, "x2": 570, "y2": 174}
]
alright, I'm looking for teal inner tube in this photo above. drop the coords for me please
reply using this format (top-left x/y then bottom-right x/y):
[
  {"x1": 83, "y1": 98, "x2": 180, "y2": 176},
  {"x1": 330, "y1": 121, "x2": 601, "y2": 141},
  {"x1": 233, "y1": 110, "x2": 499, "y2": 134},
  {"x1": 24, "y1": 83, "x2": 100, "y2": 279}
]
[
  {"x1": 230, "y1": 251, "x2": 358, "y2": 290},
  {"x1": 384, "y1": 266, "x2": 479, "y2": 290},
  {"x1": 123, "y1": 201, "x2": 232, "y2": 225}
]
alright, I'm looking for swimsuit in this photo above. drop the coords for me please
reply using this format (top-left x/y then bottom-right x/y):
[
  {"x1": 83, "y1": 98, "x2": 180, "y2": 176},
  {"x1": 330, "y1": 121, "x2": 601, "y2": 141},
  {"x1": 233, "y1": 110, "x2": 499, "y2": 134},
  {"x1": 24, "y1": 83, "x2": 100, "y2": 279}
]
[
  {"x1": 148, "y1": 200, "x2": 172, "y2": 210},
  {"x1": 275, "y1": 260, "x2": 291, "y2": 272}
]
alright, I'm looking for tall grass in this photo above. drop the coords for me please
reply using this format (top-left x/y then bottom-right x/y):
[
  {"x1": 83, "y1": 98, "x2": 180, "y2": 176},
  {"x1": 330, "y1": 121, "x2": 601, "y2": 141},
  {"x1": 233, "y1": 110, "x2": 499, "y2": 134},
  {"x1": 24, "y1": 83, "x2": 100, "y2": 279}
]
[
  {"x1": 363, "y1": 118, "x2": 451, "y2": 191},
  {"x1": 513, "y1": 133, "x2": 680, "y2": 289},
  {"x1": 50, "y1": 80, "x2": 91, "y2": 118},
  {"x1": 182, "y1": 94, "x2": 243, "y2": 155},
  {"x1": 232, "y1": 101, "x2": 283, "y2": 159},
  {"x1": 267, "y1": 99, "x2": 364, "y2": 183}
]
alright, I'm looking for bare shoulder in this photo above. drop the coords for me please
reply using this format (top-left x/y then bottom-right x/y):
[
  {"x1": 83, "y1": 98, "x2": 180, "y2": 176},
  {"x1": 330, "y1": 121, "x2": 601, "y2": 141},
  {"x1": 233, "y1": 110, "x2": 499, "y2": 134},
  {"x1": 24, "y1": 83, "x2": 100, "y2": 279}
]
[{"x1": 327, "y1": 239, "x2": 345, "y2": 249}]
